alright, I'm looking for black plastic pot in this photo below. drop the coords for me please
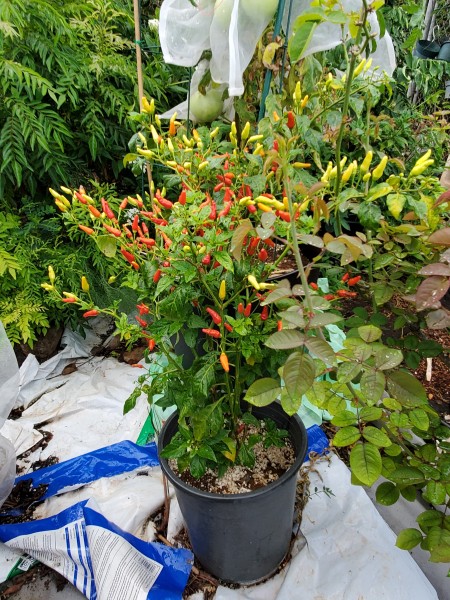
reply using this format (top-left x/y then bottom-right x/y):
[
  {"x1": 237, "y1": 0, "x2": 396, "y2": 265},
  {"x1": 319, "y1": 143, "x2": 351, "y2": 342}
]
[
  {"x1": 170, "y1": 330, "x2": 205, "y2": 369},
  {"x1": 413, "y1": 39, "x2": 440, "y2": 60},
  {"x1": 437, "y1": 41, "x2": 450, "y2": 62},
  {"x1": 158, "y1": 402, "x2": 308, "y2": 583}
]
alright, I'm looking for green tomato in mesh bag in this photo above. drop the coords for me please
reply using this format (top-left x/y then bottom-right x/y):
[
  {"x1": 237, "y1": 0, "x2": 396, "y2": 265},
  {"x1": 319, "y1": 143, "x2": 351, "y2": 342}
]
[
  {"x1": 213, "y1": 0, "x2": 234, "y2": 28},
  {"x1": 190, "y1": 89, "x2": 224, "y2": 123},
  {"x1": 241, "y1": 0, "x2": 278, "y2": 20}
]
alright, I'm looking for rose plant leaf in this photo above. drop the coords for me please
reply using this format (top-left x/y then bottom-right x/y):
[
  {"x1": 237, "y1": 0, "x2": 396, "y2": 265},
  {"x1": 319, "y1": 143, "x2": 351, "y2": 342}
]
[
  {"x1": 283, "y1": 352, "x2": 316, "y2": 403},
  {"x1": 337, "y1": 361, "x2": 362, "y2": 383},
  {"x1": 349, "y1": 442, "x2": 382, "y2": 486},
  {"x1": 261, "y1": 287, "x2": 293, "y2": 306},
  {"x1": 427, "y1": 528, "x2": 450, "y2": 563},
  {"x1": 428, "y1": 228, "x2": 450, "y2": 246},
  {"x1": 374, "y1": 348, "x2": 404, "y2": 370},
  {"x1": 362, "y1": 425, "x2": 391, "y2": 448},
  {"x1": 386, "y1": 371, "x2": 427, "y2": 407},
  {"x1": 426, "y1": 309, "x2": 450, "y2": 329},
  {"x1": 360, "y1": 369, "x2": 386, "y2": 403},
  {"x1": 244, "y1": 378, "x2": 282, "y2": 407},
  {"x1": 265, "y1": 330, "x2": 306, "y2": 349},
  {"x1": 396, "y1": 528, "x2": 423, "y2": 551},
  {"x1": 309, "y1": 312, "x2": 343, "y2": 327},
  {"x1": 231, "y1": 219, "x2": 253, "y2": 260},
  {"x1": 376, "y1": 481, "x2": 400, "y2": 506},
  {"x1": 415, "y1": 276, "x2": 450, "y2": 310},
  {"x1": 418, "y1": 263, "x2": 450, "y2": 277},
  {"x1": 358, "y1": 325, "x2": 382, "y2": 342},
  {"x1": 304, "y1": 337, "x2": 336, "y2": 365},
  {"x1": 389, "y1": 466, "x2": 425, "y2": 486},
  {"x1": 332, "y1": 426, "x2": 361, "y2": 447},
  {"x1": 409, "y1": 408, "x2": 429, "y2": 431}
]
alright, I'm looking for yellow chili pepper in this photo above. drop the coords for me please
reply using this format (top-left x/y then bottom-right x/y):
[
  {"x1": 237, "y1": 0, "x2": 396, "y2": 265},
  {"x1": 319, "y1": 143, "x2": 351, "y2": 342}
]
[
  {"x1": 63, "y1": 292, "x2": 79, "y2": 300},
  {"x1": 300, "y1": 95, "x2": 309, "y2": 109},
  {"x1": 360, "y1": 150, "x2": 373, "y2": 174},
  {"x1": 293, "y1": 81, "x2": 302, "y2": 104},
  {"x1": 198, "y1": 161, "x2": 209, "y2": 171},
  {"x1": 272, "y1": 111, "x2": 280, "y2": 122},
  {"x1": 150, "y1": 124, "x2": 159, "y2": 145},
  {"x1": 353, "y1": 58, "x2": 366, "y2": 77},
  {"x1": 293, "y1": 162, "x2": 311, "y2": 168},
  {"x1": 258, "y1": 203, "x2": 273, "y2": 213},
  {"x1": 167, "y1": 138, "x2": 175, "y2": 154},
  {"x1": 248, "y1": 275, "x2": 260, "y2": 290},
  {"x1": 416, "y1": 149, "x2": 432, "y2": 165},
  {"x1": 219, "y1": 280, "x2": 226, "y2": 301},
  {"x1": 137, "y1": 148, "x2": 155, "y2": 159},
  {"x1": 210, "y1": 127, "x2": 219, "y2": 139},
  {"x1": 41, "y1": 283, "x2": 54, "y2": 291},
  {"x1": 192, "y1": 129, "x2": 201, "y2": 142},
  {"x1": 362, "y1": 172, "x2": 372, "y2": 182},
  {"x1": 60, "y1": 186, "x2": 72, "y2": 195},
  {"x1": 81, "y1": 276, "x2": 90, "y2": 292},
  {"x1": 108, "y1": 276, "x2": 117, "y2": 284},
  {"x1": 372, "y1": 155, "x2": 388, "y2": 181},
  {"x1": 247, "y1": 134, "x2": 264, "y2": 143},
  {"x1": 241, "y1": 121, "x2": 251, "y2": 142},
  {"x1": 409, "y1": 159, "x2": 434, "y2": 177},
  {"x1": 48, "y1": 265, "x2": 56, "y2": 283},
  {"x1": 341, "y1": 162, "x2": 355, "y2": 184}
]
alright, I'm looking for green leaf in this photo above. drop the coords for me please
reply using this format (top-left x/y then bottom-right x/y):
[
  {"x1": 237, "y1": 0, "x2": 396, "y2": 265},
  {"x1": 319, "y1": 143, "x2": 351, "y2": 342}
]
[
  {"x1": 196, "y1": 444, "x2": 217, "y2": 462},
  {"x1": 358, "y1": 325, "x2": 382, "y2": 342},
  {"x1": 409, "y1": 408, "x2": 429, "y2": 431},
  {"x1": 373, "y1": 283, "x2": 394, "y2": 305},
  {"x1": 360, "y1": 369, "x2": 386, "y2": 403},
  {"x1": 396, "y1": 528, "x2": 423, "y2": 551},
  {"x1": 289, "y1": 18, "x2": 321, "y2": 63},
  {"x1": 424, "y1": 481, "x2": 447, "y2": 506},
  {"x1": 215, "y1": 251, "x2": 234, "y2": 273},
  {"x1": 333, "y1": 426, "x2": 361, "y2": 447},
  {"x1": 190, "y1": 455, "x2": 207, "y2": 478},
  {"x1": 331, "y1": 411, "x2": 357, "y2": 427},
  {"x1": 350, "y1": 443, "x2": 382, "y2": 486},
  {"x1": 376, "y1": 481, "x2": 400, "y2": 506},
  {"x1": 304, "y1": 337, "x2": 336, "y2": 365},
  {"x1": 337, "y1": 361, "x2": 362, "y2": 383},
  {"x1": 374, "y1": 348, "x2": 403, "y2": 370},
  {"x1": 265, "y1": 330, "x2": 305, "y2": 349},
  {"x1": 359, "y1": 407, "x2": 383, "y2": 422},
  {"x1": 416, "y1": 510, "x2": 444, "y2": 533},
  {"x1": 283, "y1": 352, "x2": 316, "y2": 411},
  {"x1": 367, "y1": 183, "x2": 393, "y2": 201},
  {"x1": 244, "y1": 378, "x2": 282, "y2": 407},
  {"x1": 389, "y1": 466, "x2": 425, "y2": 486},
  {"x1": 96, "y1": 235, "x2": 117, "y2": 257},
  {"x1": 362, "y1": 425, "x2": 391, "y2": 447},
  {"x1": 309, "y1": 312, "x2": 343, "y2": 326},
  {"x1": 386, "y1": 371, "x2": 427, "y2": 407},
  {"x1": 427, "y1": 527, "x2": 450, "y2": 562},
  {"x1": 261, "y1": 287, "x2": 293, "y2": 306},
  {"x1": 386, "y1": 193, "x2": 406, "y2": 219}
]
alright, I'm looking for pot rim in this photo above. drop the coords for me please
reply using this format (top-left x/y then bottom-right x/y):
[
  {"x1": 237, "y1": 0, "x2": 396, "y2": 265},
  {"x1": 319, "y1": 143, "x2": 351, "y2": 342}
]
[{"x1": 157, "y1": 408, "x2": 308, "y2": 501}]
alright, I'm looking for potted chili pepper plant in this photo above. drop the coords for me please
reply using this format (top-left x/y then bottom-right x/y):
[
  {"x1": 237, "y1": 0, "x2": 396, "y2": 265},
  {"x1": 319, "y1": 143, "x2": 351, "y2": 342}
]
[{"x1": 43, "y1": 104, "x2": 321, "y2": 583}]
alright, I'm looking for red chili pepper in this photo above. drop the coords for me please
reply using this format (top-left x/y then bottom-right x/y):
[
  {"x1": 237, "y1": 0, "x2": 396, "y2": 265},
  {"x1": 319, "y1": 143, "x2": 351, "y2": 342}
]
[
  {"x1": 220, "y1": 352, "x2": 230, "y2": 372},
  {"x1": 131, "y1": 261, "x2": 140, "y2": 270},
  {"x1": 214, "y1": 182, "x2": 225, "y2": 192},
  {"x1": 218, "y1": 201, "x2": 231, "y2": 218},
  {"x1": 277, "y1": 320, "x2": 283, "y2": 331},
  {"x1": 153, "y1": 269, "x2": 162, "y2": 283},
  {"x1": 132, "y1": 214, "x2": 139, "y2": 232},
  {"x1": 148, "y1": 338, "x2": 156, "y2": 351},
  {"x1": 276, "y1": 210, "x2": 291, "y2": 222},
  {"x1": 273, "y1": 140, "x2": 279, "y2": 151},
  {"x1": 224, "y1": 172, "x2": 235, "y2": 180},
  {"x1": 247, "y1": 237, "x2": 260, "y2": 256},
  {"x1": 348, "y1": 276, "x2": 361, "y2": 286},
  {"x1": 88, "y1": 205, "x2": 101, "y2": 218},
  {"x1": 287, "y1": 111, "x2": 295, "y2": 129},
  {"x1": 201, "y1": 254, "x2": 211, "y2": 265},
  {"x1": 261, "y1": 305, "x2": 269, "y2": 321},
  {"x1": 155, "y1": 194, "x2": 173, "y2": 210},
  {"x1": 341, "y1": 272, "x2": 350, "y2": 282},
  {"x1": 223, "y1": 188, "x2": 233, "y2": 203},
  {"x1": 206, "y1": 307, "x2": 222, "y2": 325},
  {"x1": 244, "y1": 303, "x2": 252, "y2": 318},
  {"x1": 209, "y1": 201, "x2": 217, "y2": 220},
  {"x1": 163, "y1": 261, "x2": 171, "y2": 267},
  {"x1": 263, "y1": 238, "x2": 275, "y2": 248},
  {"x1": 140, "y1": 211, "x2": 154, "y2": 218},
  {"x1": 258, "y1": 248, "x2": 268, "y2": 261},
  {"x1": 62, "y1": 297, "x2": 76, "y2": 303},
  {"x1": 79, "y1": 225, "x2": 94, "y2": 236},
  {"x1": 151, "y1": 217, "x2": 168, "y2": 226},
  {"x1": 224, "y1": 159, "x2": 229, "y2": 170},
  {"x1": 202, "y1": 328, "x2": 221, "y2": 338},
  {"x1": 199, "y1": 195, "x2": 211, "y2": 210},
  {"x1": 123, "y1": 225, "x2": 132, "y2": 239},
  {"x1": 224, "y1": 323, "x2": 233, "y2": 332},
  {"x1": 324, "y1": 294, "x2": 336, "y2": 301},
  {"x1": 104, "y1": 224, "x2": 122, "y2": 237},
  {"x1": 138, "y1": 237, "x2": 156, "y2": 247},
  {"x1": 119, "y1": 198, "x2": 128, "y2": 210},
  {"x1": 75, "y1": 191, "x2": 87, "y2": 204},
  {"x1": 83, "y1": 310, "x2": 99, "y2": 318},
  {"x1": 121, "y1": 248, "x2": 135, "y2": 263},
  {"x1": 237, "y1": 303, "x2": 244, "y2": 314},
  {"x1": 178, "y1": 190, "x2": 187, "y2": 205},
  {"x1": 137, "y1": 303, "x2": 149, "y2": 315},
  {"x1": 213, "y1": 261, "x2": 221, "y2": 269},
  {"x1": 224, "y1": 177, "x2": 233, "y2": 187},
  {"x1": 272, "y1": 163, "x2": 279, "y2": 173},
  {"x1": 135, "y1": 316, "x2": 147, "y2": 327},
  {"x1": 337, "y1": 290, "x2": 358, "y2": 298},
  {"x1": 310, "y1": 282, "x2": 318, "y2": 290},
  {"x1": 247, "y1": 204, "x2": 257, "y2": 214},
  {"x1": 101, "y1": 198, "x2": 115, "y2": 220},
  {"x1": 141, "y1": 222, "x2": 149, "y2": 235}
]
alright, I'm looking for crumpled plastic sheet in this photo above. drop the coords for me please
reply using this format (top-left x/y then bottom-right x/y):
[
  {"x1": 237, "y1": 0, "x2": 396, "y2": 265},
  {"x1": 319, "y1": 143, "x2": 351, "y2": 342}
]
[{"x1": 158, "y1": 0, "x2": 396, "y2": 117}]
